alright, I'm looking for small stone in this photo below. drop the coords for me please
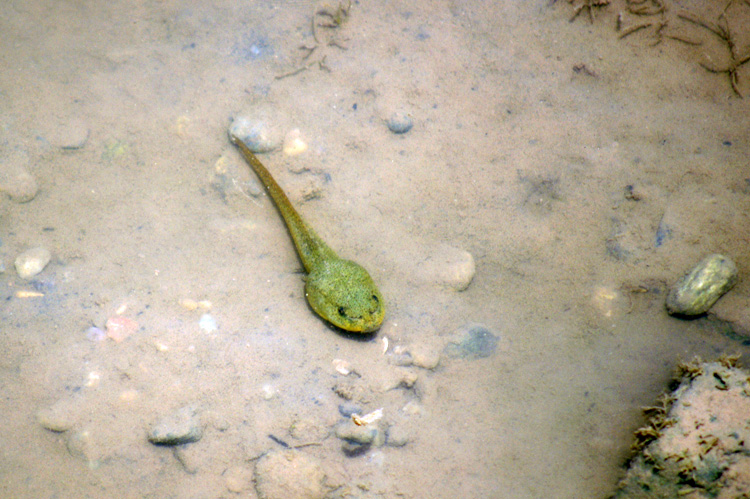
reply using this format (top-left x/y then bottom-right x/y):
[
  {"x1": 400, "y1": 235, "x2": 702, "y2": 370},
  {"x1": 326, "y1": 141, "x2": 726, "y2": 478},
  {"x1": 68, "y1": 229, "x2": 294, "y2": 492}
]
[
  {"x1": 401, "y1": 400, "x2": 423, "y2": 416},
  {"x1": 386, "y1": 112, "x2": 413, "y2": 134},
  {"x1": 66, "y1": 429, "x2": 100, "y2": 466},
  {"x1": 261, "y1": 383, "x2": 278, "y2": 400},
  {"x1": 105, "y1": 316, "x2": 139, "y2": 343},
  {"x1": 418, "y1": 244, "x2": 475, "y2": 291},
  {"x1": 14, "y1": 247, "x2": 51, "y2": 279},
  {"x1": 386, "y1": 425, "x2": 409, "y2": 447},
  {"x1": 49, "y1": 118, "x2": 90, "y2": 150},
  {"x1": 199, "y1": 313, "x2": 218, "y2": 332},
  {"x1": 378, "y1": 369, "x2": 418, "y2": 392},
  {"x1": 335, "y1": 420, "x2": 385, "y2": 447},
  {"x1": 0, "y1": 151, "x2": 38, "y2": 203},
  {"x1": 289, "y1": 418, "x2": 330, "y2": 441},
  {"x1": 228, "y1": 116, "x2": 281, "y2": 153},
  {"x1": 411, "y1": 348, "x2": 440, "y2": 370},
  {"x1": 337, "y1": 403, "x2": 361, "y2": 417},
  {"x1": 255, "y1": 450, "x2": 327, "y2": 499},
  {"x1": 666, "y1": 254, "x2": 739, "y2": 316},
  {"x1": 386, "y1": 351, "x2": 413, "y2": 367},
  {"x1": 283, "y1": 128, "x2": 308, "y2": 156},
  {"x1": 85, "y1": 326, "x2": 107, "y2": 342},
  {"x1": 332, "y1": 381, "x2": 370, "y2": 404},
  {"x1": 148, "y1": 405, "x2": 203, "y2": 445},
  {"x1": 444, "y1": 323, "x2": 499, "y2": 359},
  {"x1": 36, "y1": 398, "x2": 80, "y2": 432},
  {"x1": 224, "y1": 465, "x2": 253, "y2": 493}
]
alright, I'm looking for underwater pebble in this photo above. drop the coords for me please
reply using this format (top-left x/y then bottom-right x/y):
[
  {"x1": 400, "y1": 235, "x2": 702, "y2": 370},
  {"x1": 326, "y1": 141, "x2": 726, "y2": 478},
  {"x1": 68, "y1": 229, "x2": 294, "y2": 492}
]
[
  {"x1": 36, "y1": 398, "x2": 80, "y2": 432},
  {"x1": 289, "y1": 418, "x2": 330, "y2": 441},
  {"x1": 85, "y1": 326, "x2": 106, "y2": 342},
  {"x1": 49, "y1": 118, "x2": 90, "y2": 150},
  {"x1": 332, "y1": 358, "x2": 354, "y2": 375},
  {"x1": 386, "y1": 112, "x2": 413, "y2": 134},
  {"x1": 199, "y1": 313, "x2": 218, "y2": 332},
  {"x1": 615, "y1": 360, "x2": 750, "y2": 496},
  {"x1": 420, "y1": 244, "x2": 475, "y2": 291},
  {"x1": 411, "y1": 348, "x2": 440, "y2": 370},
  {"x1": 666, "y1": 254, "x2": 738, "y2": 316},
  {"x1": 105, "y1": 316, "x2": 138, "y2": 343},
  {"x1": 224, "y1": 465, "x2": 253, "y2": 493},
  {"x1": 254, "y1": 450, "x2": 327, "y2": 499},
  {"x1": 335, "y1": 420, "x2": 383, "y2": 446},
  {"x1": 386, "y1": 350, "x2": 413, "y2": 367},
  {"x1": 444, "y1": 323, "x2": 499, "y2": 359},
  {"x1": 337, "y1": 403, "x2": 362, "y2": 417},
  {"x1": 386, "y1": 425, "x2": 410, "y2": 447},
  {"x1": 66, "y1": 428, "x2": 100, "y2": 466},
  {"x1": 283, "y1": 128, "x2": 308, "y2": 156},
  {"x1": 147, "y1": 405, "x2": 203, "y2": 445},
  {"x1": 388, "y1": 345, "x2": 440, "y2": 370},
  {"x1": 14, "y1": 247, "x2": 51, "y2": 279},
  {"x1": 261, "y1": 383, "x2": 278, "y2": 400},
  {"x1": 228, "y1": 116, "x2": 280, "y2": 153},
  {"x1": 0, "y1": 152, "x2": 39, "y2": 203},
  {"x1": 401, "y1": 400, "x2": 423, "y2": 416},
  {"x1": 378, "y1": 369, "x2": 418, "y2": 392}
]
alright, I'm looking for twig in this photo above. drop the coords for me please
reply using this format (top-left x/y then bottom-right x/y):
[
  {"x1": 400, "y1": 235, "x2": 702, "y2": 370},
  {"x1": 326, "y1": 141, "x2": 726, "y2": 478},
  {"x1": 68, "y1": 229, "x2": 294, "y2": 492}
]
[{"x1": 618, "y1": 22, "x2": 652, "y2": 39}]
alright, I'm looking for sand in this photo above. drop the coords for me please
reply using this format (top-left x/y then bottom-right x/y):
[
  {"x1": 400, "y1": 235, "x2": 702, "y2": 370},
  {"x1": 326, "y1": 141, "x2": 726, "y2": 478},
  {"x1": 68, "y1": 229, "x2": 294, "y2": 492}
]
[{"x1": 1, "y1": 1, "x2": 749, "y2": 497}]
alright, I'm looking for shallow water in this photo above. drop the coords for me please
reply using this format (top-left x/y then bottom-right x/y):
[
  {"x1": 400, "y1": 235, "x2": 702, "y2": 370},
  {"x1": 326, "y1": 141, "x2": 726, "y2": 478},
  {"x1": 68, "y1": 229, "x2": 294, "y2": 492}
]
[{"x1": 2, "y1": 1, "x2": 750, "y2": 497}]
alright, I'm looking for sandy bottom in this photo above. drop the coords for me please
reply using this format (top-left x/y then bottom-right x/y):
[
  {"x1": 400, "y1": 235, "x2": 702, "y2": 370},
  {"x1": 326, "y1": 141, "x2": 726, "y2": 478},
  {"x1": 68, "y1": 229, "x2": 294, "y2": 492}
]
[{"x1": 1, "y1": 0, "x2": 750, "y2": 497}]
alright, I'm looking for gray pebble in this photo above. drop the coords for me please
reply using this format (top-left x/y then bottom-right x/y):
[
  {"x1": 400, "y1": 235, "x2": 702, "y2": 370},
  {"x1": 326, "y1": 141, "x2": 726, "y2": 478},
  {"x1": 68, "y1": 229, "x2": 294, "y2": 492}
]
[
  {"x1": 386, "y1": 425, "x2": 409, "y2": 447},
  {"x1": 387, "y1": 352, "x2": 414, "y2": 367},
  {"x1": 148, "y1": 405, "x2": 202, "y2": 445},
  {"x1": 337, "y1": 403, "x2": 361, "y2": 417},
  {"x1": 336, "y1": 420, "x2": 386, "y2": 454},
  {"x1": 386, "y1": 112, "x2": 413, "y2": 134},
  {"x1": 444, "y1": 323, "x2": 499, "y2": 359},
  {"x1": 335, "y1": 421, "x2": 376, "y2": 444}
]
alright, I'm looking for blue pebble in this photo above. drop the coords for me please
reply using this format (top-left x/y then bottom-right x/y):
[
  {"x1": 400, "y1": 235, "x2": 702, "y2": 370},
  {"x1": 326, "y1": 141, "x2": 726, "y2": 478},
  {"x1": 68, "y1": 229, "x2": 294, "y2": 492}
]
[{"x1": 443, "y1": 324, "x2": 499, "y2": 359}]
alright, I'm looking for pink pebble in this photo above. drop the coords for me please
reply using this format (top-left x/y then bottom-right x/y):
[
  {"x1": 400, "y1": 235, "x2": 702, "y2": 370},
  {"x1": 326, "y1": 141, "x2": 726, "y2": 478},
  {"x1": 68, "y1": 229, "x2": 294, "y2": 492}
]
[{"x1": 106, "y1": 316, "x2": 139, "y2": 343}]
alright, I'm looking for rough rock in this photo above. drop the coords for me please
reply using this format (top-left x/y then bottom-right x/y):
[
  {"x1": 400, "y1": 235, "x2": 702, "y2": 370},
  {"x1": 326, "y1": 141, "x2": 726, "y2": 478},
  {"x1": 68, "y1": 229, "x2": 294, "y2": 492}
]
[
  {"x1": 147, "y1": 405, "x2": 203, "y2": 445},
  {"x1": 254, "y1": 449, "x2": 328, "y2": 499},
  {"x1": 613, "y1": 358, "x2": 750, "y2": 498}
]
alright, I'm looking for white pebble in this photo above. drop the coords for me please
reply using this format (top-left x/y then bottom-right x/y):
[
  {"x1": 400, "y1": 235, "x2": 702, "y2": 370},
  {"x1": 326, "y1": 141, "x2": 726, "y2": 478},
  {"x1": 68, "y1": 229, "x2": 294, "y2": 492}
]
[
  {"x1": 14, "y1": 247, "x2": 51, "y2": 279},
  {"x1": 419, "y1": 244, "x2": 475, "y2": 291},
  {"x1": 199, "y1": 313, "x2": 218, "y2": 332}
]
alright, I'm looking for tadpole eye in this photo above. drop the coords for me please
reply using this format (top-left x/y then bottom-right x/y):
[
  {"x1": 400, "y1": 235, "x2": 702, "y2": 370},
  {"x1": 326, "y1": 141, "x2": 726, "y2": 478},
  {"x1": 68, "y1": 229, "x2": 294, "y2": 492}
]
[
  {"x1": 338, "y1": 306, "x2": 347, "y2": 317},
  {"x1": 371, "y1": 294, "x2": 379, "y2": 303}
]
